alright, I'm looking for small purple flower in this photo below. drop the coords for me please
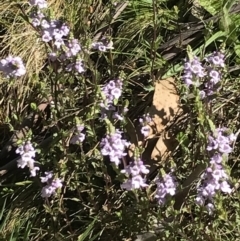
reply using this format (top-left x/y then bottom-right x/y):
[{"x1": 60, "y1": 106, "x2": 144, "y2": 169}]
[
  {"x1": 74, "y1": 60, "x2": 85, "y2": 73},
  {"x1": 16, "y1": 141, "x2": 39, "y2": 177},
  {"x1": 30, "y1": 11, "x2": 44, "y2": 27},
  {"x1": 199, "y1": 90, "x2": 206, "y2": 99},
  {"x1": 209, "y1": 70, "x2": 220, "y2": 84},
  {"x1": 207, "y1": 128, "x2": 233, "y2": 154},
  {"x1": 141, "y1": 126, "x2": 151, "y2": 138},
  {"x1": 42, "y1": 31, "x2": 52, "y2": 42},
  {"x1": 139, "y1": 114, "x2": 152, "y2": 138},
  {"x1": 210, "y1": 154, "x2": 222, "y2": 164},
  {"x1": 182, "y1": 57, "x2": 205, "y2": 86},
  {"x1": 206, "y1": 51, "x2": 225, "y2": 68},
  {"x1": 121, "y1": 175, "x2": 148, "y2": 190},
  {"x1": 100, "y1": 130, "x2": 129, "y2": 166},
  {"x1": 54, "y1": 39, "x2": 65, "y2": 49},
  {"x1": 0, "y1": 56, "x2": 26, "y2": 78},
  {"x1": 196, "y1": 163, "x2": 231, "y2": 202},
  {"x1": 196, "y1": 128, "x2": 234, "y2": 213},
  {"x1": 66, "y1": 60, "x2": 85, "y2": 73},
  {"x1": 155, "y1": 173, "x2": 177, "y2": 205},
  {"x1": 190, "y1": 58, "x2": 205, "y2": 77},
  {"x1": 28, "y1": 0, "x2": 89, "y2": 78},
  {"x1": 41, "y1": 19, "x2": 50, "y2": 29},
  {"x1": 121, "y1": 159, "x2": 150, "y2": 176},
  {"x1": 40, "y1": 171, "x2": 63, "y2": 198},
  {"x1": 206, "y1": 203, "x2": 215, "y2": 214},
  {"x1": 121, "y1": 158, "x2": 149, "y2": 190},
  {"x1": 91, "y1": 38, "x2": 114, "y2": 52},
  {"x1": 29, "y1": 0, "x2": 47, "y2": 9},
  {"x1": 100, "y1": 78, "x2": 123, "y2": 119},
  {"x1": 70, "y1": 124, "x2": 85, "y2": 144},
  {"x1": 30, "y1": 166, "x2": 40, "y2": 177},
  {"x1": 48, "y1": 52, "x2": 57, "y2": 61},
  {"x1": 64, "y1": 39, "x2": 81, "y2": 58},
  {"x1": 40, "y1": 171, "x2": 53, "y2": 183}
]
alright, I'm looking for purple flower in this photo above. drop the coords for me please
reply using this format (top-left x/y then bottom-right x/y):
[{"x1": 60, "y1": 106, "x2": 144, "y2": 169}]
[
  {"x1": 196, "y1": 163, "x2": 231, "y2": 202},
  {"x1": 30, "y1": 166, "x2": 40, "y2": 177},
  {"x1": 121, "y1": 159, "x2": 150, "y2": 176},
  {"x1": 74, "y1": 60, "x2": 85, "y2": 73},
  {"x1": 29, "y1": 0, "x2": 47, "y2": 9},
  {"x1": 48, "y1": 52, "x2": 57, "y2": 61},
  {"x1": 16, "y1": 141, "x2": 39, "y2": 177},
  {"x1": 40, "y1": 171, "x2": 53, "y2": 183},
  {"x1": 141, "y1": 126, "x2": 151, "y2": 138},
  {"x1": 0, "y1": 56, "x2": 26, "y2": 78},
  {"x1": 209, "y1": 70, "x2": 220, "y2": 84},
  {"x1": 199, "y1": 90, "x2": 206, "y2": 99},
  {"x1": 182, "y1": 57, "x2": 205, "y2": 86},
  {"x1": 196, "y1": 128, "x2": 234, "y2": 213},
  {"x1": 190, "y1": 58, "x2": 205, "y2": 77},
  {"x1": 40, "y1": 20, "x2": 70, "y2": 45},
  {"x1": 182, "y1": 51, "x2": 225, "y2": 98},
  {"x1": 207, "y1": 128, "x2": 233, "y2": 154},
  {"x1": 121, "y1": 175, "x2": 148, "y2": 190},
  {"x1": 30, "y1": 11, "x2": 44, "y2": 27},
  {"x1": 206, "y1": 51, "x2": 225, "y2": 68},
  {"x1": 121, "y1": 158, "x2": 149, "y2": 190},
  {"x1": 210, "y1": 154, "x2": 222, "y2": 164},
  {"x1": 100, "y1": 79, "x2": 123, "y2": 119},
  {"x1": 155, "y1": 174, "x2": 177, "y2": 205},
  {"x1": 100, "y1": 130, "x2": 129, "y2": 166},
  {"x1": 206, "y1": 203, "x2": 215, "y2": 214},
  {"x1": 42, "y1": 31, "x2": 52, "y2": 42},
  {"x1": 66, "y1": 60, "x2": 85, "y2": 73},
  {"x1": 64, "y1": 39, "x2": 81, "y2": 58},
  {"x1": 54, "y1": 39, "x2": 65, "y2": 49},
  {"x1": 139, "y1": 114, "x2": 152, "y2": 138},
  {"x1": 40, "y1": 171, "x2": 63, "y2": 198},
  {"x1": 28, "y1": 3, "x2": 87, "y2": 77},
  {"x1": 70, "y1": 124, "x2": 85, "y2": 144},
  {"x1": 91, "y1": 38, "x2": 114, "y2": 52}
]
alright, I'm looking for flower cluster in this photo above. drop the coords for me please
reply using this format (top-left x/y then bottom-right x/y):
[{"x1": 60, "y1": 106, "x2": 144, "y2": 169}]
[
  {"x1": 100, "y1": 129, "x2": 130, "y2": 166},
  {"x1": 100, "y1": 78, "x2": 124, "y2": 119},
  {"x1": 155, "y1": 173, "x2": 177, "y2": 205},
  {"x1": 70, "y1": 124, "x2": 85, "y2": 144},
  {"x1": 196, "y1": 128, "x2": 235, "y2": 213},
  {"x1": 206, "y1": 51, "x2": 225, "y2": 68},
  {"x1": 16, "y1": 141, "x2": 39, "y2": 177},
  {"x1": 29, "y1": 0, "x2": 84, "y2": 74},
  {"x1": 29, "y1": 0, "x2": 47, "y2": 9},
  {"x1": 183, "y1": 52, "x2": 225, "y2": 99},
  {"x1": 139, "y1": 114, "x2": 152, "y2": 138},
  {"x1": 91, "y1": 38, "x2": 114, "y2": 52},
  {"x1": 202, "y1": 51, "x2": 225, "y2": 98},
  {"x1": 40, "y1": 171, "x2": 63, "y2": 198},
  {"x1": 182, "y1": 56, "x2": 205, "y2": 86},
  {"x1": 121, "y1": 158, "x2": 149, "y2": 190},
  {"x1": 0, "y1": 55, "x2": 26, "y2": 78}
]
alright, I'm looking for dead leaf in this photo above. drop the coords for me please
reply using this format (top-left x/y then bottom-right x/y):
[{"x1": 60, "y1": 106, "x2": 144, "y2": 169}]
[
  {"x1": 150, "y1": 77, "x2": 180, "y2": 134},
  {"x1": 142, "y1": 77, "x2": 183, "y2": 172}
]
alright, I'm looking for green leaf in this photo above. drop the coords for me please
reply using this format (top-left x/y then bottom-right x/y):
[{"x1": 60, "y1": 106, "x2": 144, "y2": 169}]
[
  {"x1": 77, "y1": 217, "x2": 97, "y2": 241},
  {"x1": 207, "y1": 118, "x2": 215, "y2": 131},
  {"x1": 198, "y1": 0, "x2": 224, "y2": 15},
  {"x1": 234, "y1": 45, "x2": 240, "y2": 58},
  {"x1": 14, "y1": 181, "x2": 32, "y2": 186},
  {"x1": 30, "y1": 102, "x2": 37, "y2": 110}
]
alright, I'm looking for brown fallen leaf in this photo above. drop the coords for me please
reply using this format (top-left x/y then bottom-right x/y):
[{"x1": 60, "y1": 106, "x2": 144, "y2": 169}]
[{"x1": 142, "y1": 77, "x2": 183, "y2": 173}]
